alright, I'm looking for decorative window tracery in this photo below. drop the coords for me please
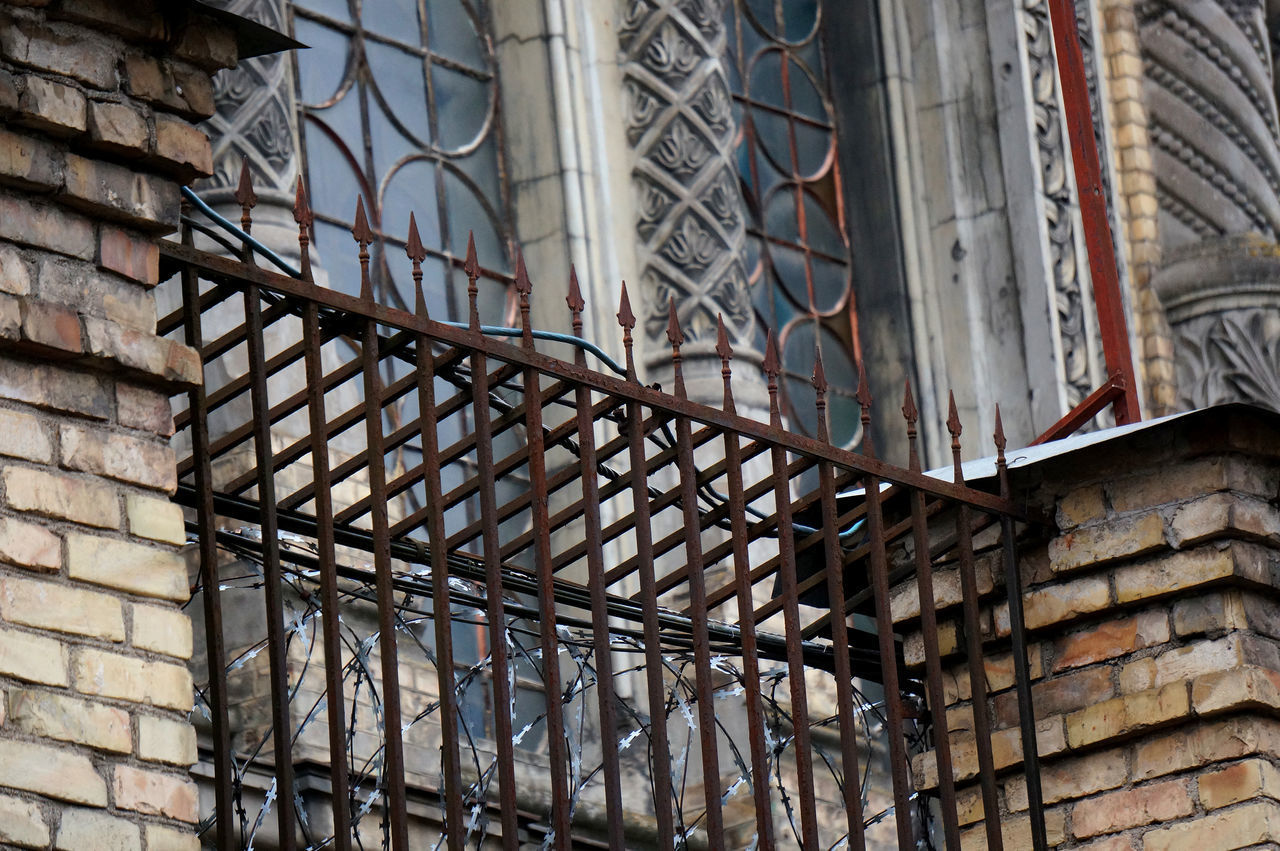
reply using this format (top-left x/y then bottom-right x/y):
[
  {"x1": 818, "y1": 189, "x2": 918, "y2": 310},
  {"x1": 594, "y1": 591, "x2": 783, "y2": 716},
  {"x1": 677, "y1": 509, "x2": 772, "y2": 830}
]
[{"x1": 726, "y1": 0, "x2": 863, "y2": 447}]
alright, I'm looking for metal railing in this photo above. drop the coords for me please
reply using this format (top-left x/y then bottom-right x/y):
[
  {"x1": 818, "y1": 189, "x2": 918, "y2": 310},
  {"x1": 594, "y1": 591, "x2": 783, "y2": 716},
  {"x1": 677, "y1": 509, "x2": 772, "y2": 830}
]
[{"x1": 160, "y1": 171, "x2": 1046, "y2": 850}]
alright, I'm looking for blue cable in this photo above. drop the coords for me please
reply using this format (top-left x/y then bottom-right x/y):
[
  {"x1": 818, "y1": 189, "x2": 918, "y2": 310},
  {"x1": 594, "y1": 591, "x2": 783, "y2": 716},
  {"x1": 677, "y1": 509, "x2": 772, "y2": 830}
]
[{"x1": 180, "y1": 187, "x2": 303, "y2": 277}]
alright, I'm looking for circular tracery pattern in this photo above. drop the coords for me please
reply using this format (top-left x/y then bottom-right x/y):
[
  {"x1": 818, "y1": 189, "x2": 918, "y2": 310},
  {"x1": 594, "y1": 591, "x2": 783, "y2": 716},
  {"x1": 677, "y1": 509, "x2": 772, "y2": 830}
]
[
  {"x1": 290, "y1": 0, "x2": 512, "y2": 321},
  {"x1": 726, "y1": 1, "x2": 862, "y2": 447}
]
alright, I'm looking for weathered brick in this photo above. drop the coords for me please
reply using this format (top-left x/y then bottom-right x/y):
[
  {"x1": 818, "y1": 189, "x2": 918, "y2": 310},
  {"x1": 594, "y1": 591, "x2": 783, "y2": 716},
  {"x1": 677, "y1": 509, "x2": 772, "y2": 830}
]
[
  {"x1": 167, "y1": 59, "x2": 214, "y2": 118},
  {"x1": 1198, "y1": 758, "x2": 1280, "y2": 810},
  {"x1": 73, "y1": 647, "x2": 192, "y2": 710},
  {"x1": 152, "y1": 113, "x2": 211, "y2": 178},
  {"x1": 126, "y1": 493, "x2": 185, "y2": 545},
  {"x1": 0, "y1": 125, "x2": 63, "y2": 190},
  {"x1": 138, "y1": 713, "x2": 197, "y2": 766},
  {"x1": 116, "y1": 382, "x2": 173, "y2": 435},
  {"x1": 1065, "y1": 682, "x2": 1189, "y2": 749},
  {"x1": 1171, "y1": 589, "x2": 1250, "y2": 638},
  {"x1": 17, "y1": 74, "x2": 86, "y2": 136},
  {"x1": 171, "y1": 15, "x2": 238, "y2": 72},
  {"x1": 916, "y1": 718, "x2": 1064, "y2": 789},
  {"x1": 54, "y1": 807, "x2": 140, "y2": 851},
  {"x1": 62, "y1": 152, "x2": 180, "y2": 231},
  {"x1": 0, "y1": 194, "x2": 94, "y2": 260},
  {"x1": 4, "y1": 466, "x2": 120, "y2": 528},
  {"x1": 0, "y1": 624, "x2": 67, "y2": 685},
  {"x1": 1192, "y1": 666, "x2": 1280, "y2": 715},
  {"x1": 0, "y1": 791, "x2": 49, "y2": 848},
  {"x1": 1071, "y1": 779, "x2": 1193, "y2": 838},
  {"x1": 131, "y1": 602, "x2": 192, "y2": 659},
  {"x1": 0, "y1": 575, "x2": 124, "y2": 640},
  {"x1": 0, "y1": 738, "x2": 106, "y2": 805},
  {"x1": 0, "y1": 406, "x2": 52, "y2": 462},
  {"x1": 994, "y1": 665, "x2": 1114, "y2": 729},
  {"x1": 1057, "y1": 483, "x2": 1106, "y2": 529},
  {"x1": 0, "y1": 16, "x2": 117, "y2": 88},
  {"x1": 20, "y1": 299, "x2": 82, "y2": 352},
  {"x1": 67, "y1": 533, "x2": 187, "y2": 601},
  {"x1": 959, "y1": 806, "x2": 1066, "y2": 850},
  {"x1": 53, "y1": 0, "x2": 168, "y2": 41},
  {"x1": 82, "y1": 316, "x2": 202, "y2": 387},
  {"x1": 1142, "y1": 799, "x2": 1280, "y2": 851},
  {"x1": 1120, "y1": 634, "x2": 1246, "y2": 693},
  {"x1": 36, "y1": 255, "x2": 156, "y2": 332},
  {"x1": 113, "y1": 764, "x2": 197, "y2": 822},
  {"x1": 61, "y1": 423, "x2": 176, "y2": 491},
  {"x1": 0, "y1": 514, "x2": 60, "y2": 570},
  {"x1": 98, "y1": 225, "x2": 158, "y2": 285},
  {"x1": 0, "y1": 245, "x2": 32, "y2": 295},
  {"x1": 893, "y1": 552, "x2": 997, "y2": 622},
  {"x1": 1108, "y1": 455, "x2": 1257, "y2": 513},
  {"x1": 1005, "y1": 747, "x2": 1128, "y2": 811},
  {"x1": 1133, "y1": 717, "x2": 1280, "y2": 781},
  {"x1": 1052, "y1": 610, "x2": 1169, "y2": 672},
  {"x1": 1113, "y1": 542, "x2": 1273, "y2": 605},
  {"x1": 1048, "y1": 511, "x2": 1165, "y2": 574},
  {"x1": 121, "y1": 50, "x2": 169, "y2": 103},
  {"x1": 86, "y1": 99, "x2": 149, "y2": 157},
  {"x1": 7, "y1": 687, "x2": 130, "y2": 751},
  {"x1": 0, "y1": 66, "x2": 18, "y2": 113},
  {"x1": 995, "y1": 575, "x2": 1111, "y2": 633},
  {"x1": 943, "y1": 647, "x2": 1046, "y2": 704},
  {"x1": 1073, "y1": 837, "x2": 1137, "y2": 851},
  {"x1": 1169, "y1": 492, "x2": 1280, "y2": 549},
  {"x1": 144, "y1": 824, "x2": 199, "y2": 851}
]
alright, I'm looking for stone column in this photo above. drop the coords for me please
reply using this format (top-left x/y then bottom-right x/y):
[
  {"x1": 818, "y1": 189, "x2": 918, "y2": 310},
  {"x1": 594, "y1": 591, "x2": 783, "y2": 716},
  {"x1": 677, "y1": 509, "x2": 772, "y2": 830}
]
[
  {"x1": 0, "y1": 1, "x2": 237, "y2": 847},
  {"x1": 198, "y1": 0, "x2": 300, "y2": 263},
  {"x1": 897, "y1": 406, "x2": 1280, "y2": 847},
  {"x1": 619, "y1": 0, "x2": 764, "y2": 409},
  {"x1": 1141, "y1": 0, "x2": 1280, "y2": 412}
]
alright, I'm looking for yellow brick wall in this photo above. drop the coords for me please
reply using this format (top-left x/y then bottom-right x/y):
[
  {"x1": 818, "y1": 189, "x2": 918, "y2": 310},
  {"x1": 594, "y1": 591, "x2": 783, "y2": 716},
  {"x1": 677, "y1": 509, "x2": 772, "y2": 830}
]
[{"x1": 0, "y1": 0, "x2": 235, "y2": 847}]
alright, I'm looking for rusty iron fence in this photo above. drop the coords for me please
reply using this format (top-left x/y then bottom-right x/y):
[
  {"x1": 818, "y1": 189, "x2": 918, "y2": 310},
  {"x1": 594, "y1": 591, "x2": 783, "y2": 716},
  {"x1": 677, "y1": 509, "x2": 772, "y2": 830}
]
[{"x1": 160, "y1": 170, "x2": 1046, "y2": 850}]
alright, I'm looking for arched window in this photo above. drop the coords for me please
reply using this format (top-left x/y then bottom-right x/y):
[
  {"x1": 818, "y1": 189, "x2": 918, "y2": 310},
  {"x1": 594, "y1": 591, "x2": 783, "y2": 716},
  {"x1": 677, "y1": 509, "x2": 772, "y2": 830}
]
[{"x1": 289, "y1": 0, "x2": 513, "y2": 323}]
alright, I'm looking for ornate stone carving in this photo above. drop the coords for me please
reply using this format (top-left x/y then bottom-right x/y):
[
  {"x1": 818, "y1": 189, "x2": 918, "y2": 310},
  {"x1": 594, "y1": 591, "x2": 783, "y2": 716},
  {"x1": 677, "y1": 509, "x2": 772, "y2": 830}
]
[
  {"x1": 1138, "y1": 0, "x2": 1280, "y2": 246},
  {"x1": 621, "y1": 0, "x2": 756, "y2": 377},
  {"x1": 1022, "y1": 0, "x2": 1099, "y2": 408},
  {"x1": 199, "y1": 0, "x2": 299, "y2": 207},
  {"x1": 1176, "y1": 310, "x2": 1280, "y2": 411}
]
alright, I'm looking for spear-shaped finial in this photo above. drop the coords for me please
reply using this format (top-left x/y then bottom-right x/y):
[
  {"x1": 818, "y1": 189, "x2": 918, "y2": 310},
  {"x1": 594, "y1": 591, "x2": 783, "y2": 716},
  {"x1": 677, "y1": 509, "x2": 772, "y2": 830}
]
[
  {"x1": 352, "y1": 196, "x2": 374, "y2": 301},
  {"x1": 235, "y1": 157, "x2": 257, "y2": 236},
  {"x1": 716, "y1": 314, "x2": 734, "y2": 413},
  {"x1": 763, "y1": 329, "x2": 781, "y2": 426},
  {"x1": 947, "y1": 390, "x2": 962, "y2": 441},
  {"x1": 812, "y1": 344, "x2": 830, "y2": 444},
  {"x1": 994, "y1": 403, "x2": 1007, "y2": 457},
  {"x1": 994, "y1": 403, "x2": 1009, "y2": 498},
  {"x1": 292, "y1": 178, "x2": 314, "y2": 281},
  {"x1": 567, "y1": 264, "x2": 585, "y2": 341},
  {"x1": 462, "y1": 232, "x2": 479, "y2": 330},
  {"x1": 667, "y1": 297, "x2": 685, "y2": 399},
  {"x1": 617, "y1": 281, "x2": 636, "y2": 379},
  {"x1": 903, "y1": 379, "x2": 920, "y2": 471},
  {"x1": 856, "y1": 357, "x2": 874, "y2": 457},
  {"x1": 406, "y1": 212, "x2": 427, "y2": 318},
  {"x1": 514, "y1": 250, "x2": 533, "y2": 348}
]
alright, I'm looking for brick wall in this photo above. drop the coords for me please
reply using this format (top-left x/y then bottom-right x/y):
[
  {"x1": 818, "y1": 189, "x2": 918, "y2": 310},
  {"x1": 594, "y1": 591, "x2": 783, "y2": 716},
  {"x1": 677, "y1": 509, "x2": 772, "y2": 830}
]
[
  {"x1": 897, "y1": 406, "x2": 1280, "y2": 848},
  {"x1": 1099, "y1": 0, "x2": 1178, "y2": 417},
  {"x1": 0, "y1": 1, "x2": 234, "y2": 848}
]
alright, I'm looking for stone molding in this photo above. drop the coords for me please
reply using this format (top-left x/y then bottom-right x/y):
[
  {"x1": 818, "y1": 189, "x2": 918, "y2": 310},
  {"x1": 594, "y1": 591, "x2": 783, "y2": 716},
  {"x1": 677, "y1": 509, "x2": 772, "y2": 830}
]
[{"x1": 619, "y1": 0, "x2": 758, "y2": 383}]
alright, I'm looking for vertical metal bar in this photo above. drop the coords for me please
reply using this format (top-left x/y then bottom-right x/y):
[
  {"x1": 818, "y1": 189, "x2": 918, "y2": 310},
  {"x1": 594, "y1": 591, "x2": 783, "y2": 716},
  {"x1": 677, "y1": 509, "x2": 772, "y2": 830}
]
[
  {"x1": 180, "y1": 222, "x2": 235, "y2": 851},
  {"x1": 244, "y1": 283, "x2": 297, "y2": 851},
  {"x1": 302, "y1": 301, "x2": 353, "y2": 850},
  {"x1": 947, "y1": 395, "x2": 1001, "y2": 850},
  {"x1": 414, "y1": 321, "x2": 466, "y2": 850},
  {"x1": 996, "y1": 408, "x2": 1047, "y2": 850},
  {"x1": 855, "y1": 367, "x2": 914, "y2": 849},
  {"x1": 955, "y1": 512, "x2": 1001, "y2": 849},
  {"x1": 762, "y1": 332, "x2": 817, "y2": 850},
  {"x1": 571, "y1": 272, "x2": 625, "y2": 849},
  {"x1": 523, "y1": 362, "x2": 574, "y2": 848},
  {"x1": 715, "y1": 319, "x2": 774, "y2": 850},
  {"x1": 910, "y1": 390, "x2": 960, "y2": 847},
  {"x1": 354, "y1": 197, "x2": 409, "y2": 851},
  {"x1": 1047, "y1": 0, "x2": 1140, "y2": 425},
  {"x1": 619, "y1": 284, "x2": 676, "y2": 849},
  {"x1": 814, "y1": 354, "x2": 866, "y2": 851},
  {"x1": 470, "y1": 343, "x2": 521, "y2": 850}
]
